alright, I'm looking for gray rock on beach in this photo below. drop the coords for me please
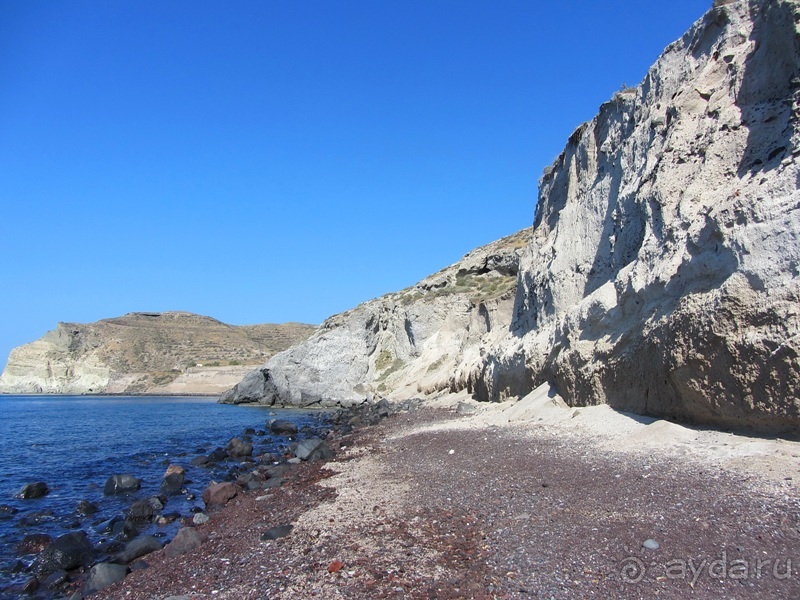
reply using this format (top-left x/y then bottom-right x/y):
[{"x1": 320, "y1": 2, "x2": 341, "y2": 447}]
[
  {"x1": 83, "y1": 562, "x2": 129, "y2": 595},
  {"x1": 294, "y1": 438, "x2": 334, "y2": 462},
  {"x1": 164, "y1": 527, "x2": 206, "y2": 558},
  {"x1": 113, "y1": 535, "x2": 163, "y2": 563}
]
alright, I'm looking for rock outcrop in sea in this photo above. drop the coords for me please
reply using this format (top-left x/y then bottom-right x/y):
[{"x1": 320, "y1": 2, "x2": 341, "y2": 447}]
[
  {"x1": 223, "y1": 0, "x2": 799, "y2": 432},
  {"x1": 0, "y1": 312, "x2": 316, "y2": 395}
]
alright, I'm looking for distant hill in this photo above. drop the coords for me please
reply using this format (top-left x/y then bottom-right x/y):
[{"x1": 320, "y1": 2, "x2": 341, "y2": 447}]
[{"x1": 0, "y1": 312, "x2": 316, "y2": 395}]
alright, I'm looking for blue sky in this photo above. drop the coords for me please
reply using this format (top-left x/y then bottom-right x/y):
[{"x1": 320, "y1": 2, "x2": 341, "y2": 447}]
[{"x1": 0, "y1": 0, "x2": 710, "y2": 368}]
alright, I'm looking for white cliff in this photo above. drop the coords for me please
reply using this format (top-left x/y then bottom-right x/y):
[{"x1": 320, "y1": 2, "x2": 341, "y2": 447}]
[
  {"x1": 470, "y1": 0, "x2": 800, "y2": 431},
  {"x1": 220, "y1": 230, "x2": 529, "y2": 406},
  {"x1": 224, "y1": 0, "x2": 799, "y2": 432}
]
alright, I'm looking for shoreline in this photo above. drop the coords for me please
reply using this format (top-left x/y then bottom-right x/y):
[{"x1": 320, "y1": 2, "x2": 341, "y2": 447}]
[
  {"x1": 0, "y1": 399, "x2": 342, "y2": 599},
  {"x1": 91, "y1": 391, "x2": 800, "y2": 599}
]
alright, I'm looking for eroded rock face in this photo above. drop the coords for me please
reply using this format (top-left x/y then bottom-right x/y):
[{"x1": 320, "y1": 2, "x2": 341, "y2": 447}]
[
  {"x1": 470, "y1": 0, "x2": 800, "y2": 431},
  {"x1": 220, "y1": 230, "x2": 531, "y2": 407},
  {"x1": 0, "y1": 312, "x2": 316, "y2": 395}
]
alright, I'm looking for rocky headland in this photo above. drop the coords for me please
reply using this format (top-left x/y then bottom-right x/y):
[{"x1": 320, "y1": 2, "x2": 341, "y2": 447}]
[
  {"x1": 223, "y1": 0, "x2": 800, "y2": 434},
  {"x1": 0, "y1": 312, "x2": 315, "y2": 395}
]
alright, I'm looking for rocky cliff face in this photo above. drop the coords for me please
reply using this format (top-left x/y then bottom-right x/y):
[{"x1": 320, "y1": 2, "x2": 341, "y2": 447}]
[
  {"x1": 220, "y1": 230, "x2": 530, "y2": 406},
  {"x1": 471, "y1": 0, "x2": 800, "y2": 431},
  {"x1": 0, "y1": 312, "x2": 316, "y2": 395},
  {"x1": 224, "y1": 0, "x2": 799, "y2": 432}
]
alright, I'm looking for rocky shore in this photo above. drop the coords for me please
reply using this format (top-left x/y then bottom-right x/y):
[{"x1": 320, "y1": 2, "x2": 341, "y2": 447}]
[
  {"x1": 69, "y1": 391, "x2": 800, "y2": 599},
  {"x1": 0, "y1": 407, "x2": 350, "y2": 600}
]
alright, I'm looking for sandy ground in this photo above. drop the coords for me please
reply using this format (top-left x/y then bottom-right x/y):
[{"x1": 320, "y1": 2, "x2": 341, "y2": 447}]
[{"x1": 95, "y1": 385, "x2": 800, "y2": 599}]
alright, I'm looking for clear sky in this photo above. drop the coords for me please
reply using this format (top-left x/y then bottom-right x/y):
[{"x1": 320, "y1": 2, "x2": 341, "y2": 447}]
[{"x1": 0, "y1": 0, "x2": 711, "y2": 368}]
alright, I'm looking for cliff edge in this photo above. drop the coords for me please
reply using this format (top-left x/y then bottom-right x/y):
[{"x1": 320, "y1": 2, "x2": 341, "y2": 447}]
[
  {"x1": 471, "y1": 0, "x2": 800, "y2": 431},
  {"x1": 0, "y1": 312, "x2": 316, "y2": 395},
  {"x1": 223, "y1": 0, "x2": 799, "y2": 433}
]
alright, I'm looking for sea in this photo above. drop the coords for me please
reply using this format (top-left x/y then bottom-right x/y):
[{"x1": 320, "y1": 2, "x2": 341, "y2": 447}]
[{"x1": 0, "y1": 395, "x2": 331, "y2": 597}]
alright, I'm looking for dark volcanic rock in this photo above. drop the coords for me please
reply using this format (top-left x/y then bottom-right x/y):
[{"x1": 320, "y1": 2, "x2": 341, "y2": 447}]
[
  {"x1": 104, "y1": 474, "x2": 141, "y2": 495},
  {"x1": 226, "y1": 437, "x2": 253, "y2": 458},
  {"x1": 160, "y1": 464, "x2": 186, "y2": 495},
  {"x1": 113, "y1": 535, "x2": 163, "y2": 564},
  {"x1": 127, "y1": 500, "x2": 155, "y2": 523},
  {"x1": 31, "y1": 531, "x2": 94, "y2": 575},
  {"x1": 15, "y1": 482, "x2": 49, "y2": 499},
  {"x1": 269, "y1": 419, "x2": 298, "y2": 435},
  {"x1": 261, "y1": 524, "x2": 293, "y2": 540},
  {"x1": 84, "y1": 562, "x2": 129, "y2": 595},
  {"x1": 76, "y1": 499, "x2": 99, "y2": 516},
  {"x1": 294, "y1": 438, "x2": 334, "y2": 462},
  {"x1": 16, "y1": 533, "x2": 54, "y2": 555},
  {"x1": 0, "y1": 504, "x2": 19, "y2": 518},
  {"x1": 41, "y1": 569, "x2": 68, "y2": 589}
]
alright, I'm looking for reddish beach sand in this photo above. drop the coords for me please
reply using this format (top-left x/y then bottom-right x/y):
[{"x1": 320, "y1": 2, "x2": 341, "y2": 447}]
[{"x1": 94, "y1": 389, "x2": 800, "y2": 599}]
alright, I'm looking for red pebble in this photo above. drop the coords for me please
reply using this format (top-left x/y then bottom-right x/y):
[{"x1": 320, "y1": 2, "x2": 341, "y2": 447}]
[{"x1": 328, "y1": 560, "x2": 345, "y2": 573}]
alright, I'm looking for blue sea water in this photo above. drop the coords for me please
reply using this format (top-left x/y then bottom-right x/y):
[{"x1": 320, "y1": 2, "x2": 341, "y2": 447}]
[{"x1": 0, "y1": 395, "x2": 330, "y2": 596}]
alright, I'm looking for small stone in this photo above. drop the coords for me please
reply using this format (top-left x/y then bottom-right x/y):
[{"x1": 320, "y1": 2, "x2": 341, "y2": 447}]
[
  {"x1": 261, "y1": 524, "x2": 293, "y2": 540},
  {"x1": 328, "y1": 559, "x2": 345, "y2": 573},
  {"x1": 456, "y1": 402, "x2": 478, "y2": 416},
  {"x1": 192, "y1": 513, "x2": 210, "y2": 525},
  {"x1": 643, "y1": 538, "x2": 660, "y2": 550}
]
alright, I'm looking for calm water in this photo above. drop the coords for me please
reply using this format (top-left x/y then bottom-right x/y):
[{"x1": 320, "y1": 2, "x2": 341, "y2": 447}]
[{"x1": 0, "y1": 395, "x2": 330, "y2": 595}]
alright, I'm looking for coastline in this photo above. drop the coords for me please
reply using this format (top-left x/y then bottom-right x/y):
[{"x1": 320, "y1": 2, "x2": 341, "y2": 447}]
[{"x1": 92, "y1": 392, "x2": 800, "y2": 599}]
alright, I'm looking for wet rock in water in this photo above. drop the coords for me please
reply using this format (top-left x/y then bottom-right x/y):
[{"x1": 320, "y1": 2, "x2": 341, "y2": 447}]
[
  {"x1": 208, "y1": 448, "x2": 228, "y2": 462},
  {"x1": 261, "y1": 524, "x2": 293, "y2": 540},
  {"x1": 160, "y1": 465, "x2": 186, "y2": 496},
  {"x1": 0, "y1": 504, "x2": 19, "y2": 519},
  {"x1": 19, "y1": 576, "x2": 39, "y2": 595},
  {"x1": 226, "y1": 437, "x2": 253, "y2": 458},
  {"x1": 94, "y1": 515, "x2": 124, "y2": 534},
  {"x1": 164, "y1": 527, "x2": 206, "y2": 558},
  {"x1": 42, "y1": 569, "x2": 68, "y2": 589},
  {"x1": 202, "y1": 482, "x2": 238, "y2": 509},
  {"x1": 190, "y1": 455, "x2": 210, "y2": 467},
  {"x1": 15, "y1": 482, "x2": 49, "y2": 499},
  {"x1": 112, "y1": 519, "x2": 139, "y2": 542},
  {"x1": 269, "y1": 419, "x2": 298, "y2": 435},
  {"x1": 104, "y1": 474, "x2": 141, "y2": 495},
  {"x1": 83, "y1": 562, "x2": 129, "y2": 595},
  {"x1": 32, "y1": 531, "x2": 95, "y2": 575},
  {"x1": 127, "y1": 500, "x2": 155, "y2": 523},
  {"x1": 18, "y1": 510, "x2": 55, "y2": 526},
  {"x1": 76, "y1": 500, "x2": 99, "y2": 516},
  {"x1": 155, "y1": 512, "x2": 180, "y2": 526},
  {"x1": 113, "y1": 535, "x2": 163, "y2": 563},
  {"x1": 294, "y1": 438, "x2": 334, "y2": 462},
  {"x1": 16, "y1": 533, "x2": 53, "y2": 555}
]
